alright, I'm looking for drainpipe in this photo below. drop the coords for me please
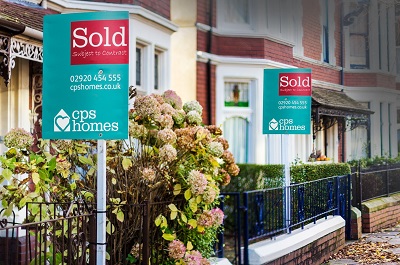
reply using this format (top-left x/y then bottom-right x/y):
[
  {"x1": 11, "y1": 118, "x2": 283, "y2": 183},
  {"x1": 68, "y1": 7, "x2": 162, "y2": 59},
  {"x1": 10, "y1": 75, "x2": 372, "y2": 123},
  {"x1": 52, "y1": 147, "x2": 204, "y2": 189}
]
[
  {"x1": 206, "y1": 0, "x2": 213, "y2": 125},
  {"x1": 340, "y1": 0, "x2": 346, "y2": 162}
]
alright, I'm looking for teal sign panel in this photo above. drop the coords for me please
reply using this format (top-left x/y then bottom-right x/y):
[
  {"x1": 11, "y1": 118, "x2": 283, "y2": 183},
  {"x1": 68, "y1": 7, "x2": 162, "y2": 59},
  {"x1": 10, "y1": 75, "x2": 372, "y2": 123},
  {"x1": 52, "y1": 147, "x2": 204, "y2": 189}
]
[
  {"x1": 42, "y1": 11, "x2": 129, "y2": 140},
  {"x1": 263, "y1": 69, "x2": 312, "y2": 134}
]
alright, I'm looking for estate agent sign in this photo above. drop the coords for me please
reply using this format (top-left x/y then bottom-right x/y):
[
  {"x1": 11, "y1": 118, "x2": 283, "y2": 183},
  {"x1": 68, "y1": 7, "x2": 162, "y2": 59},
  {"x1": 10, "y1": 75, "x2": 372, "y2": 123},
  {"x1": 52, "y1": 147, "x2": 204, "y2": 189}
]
[
  {"x1": 43, "y1": 11, "x2": 129, "y2": 140},
  {"x1": 263, "y1": 68, "x2": 312, "y2": 134}
]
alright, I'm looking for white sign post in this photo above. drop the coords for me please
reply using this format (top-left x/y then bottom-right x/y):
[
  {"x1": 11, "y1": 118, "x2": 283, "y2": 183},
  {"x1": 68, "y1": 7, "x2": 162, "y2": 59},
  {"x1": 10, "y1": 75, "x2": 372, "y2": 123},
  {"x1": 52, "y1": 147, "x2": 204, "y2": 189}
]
[{"x1": 97, "y1": 140, "x2": 107, "y2": 264}]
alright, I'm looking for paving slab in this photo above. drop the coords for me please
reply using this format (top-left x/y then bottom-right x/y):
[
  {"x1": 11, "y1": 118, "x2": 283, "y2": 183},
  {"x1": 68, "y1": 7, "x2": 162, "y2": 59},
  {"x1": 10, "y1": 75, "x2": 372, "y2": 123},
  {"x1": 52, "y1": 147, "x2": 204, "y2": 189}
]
[
  {"x1": 388, "y1": 238, "x2": 400, "y2": 245},
  {"x1": 325, "y1": 259, "x2": 358, "y2": 265},
  {"x1": 364, "y1": 236, "x2": 387, "y2": 243},
  {"x1": 388, "y1": 248, "x2": 400, "y2": 254}
]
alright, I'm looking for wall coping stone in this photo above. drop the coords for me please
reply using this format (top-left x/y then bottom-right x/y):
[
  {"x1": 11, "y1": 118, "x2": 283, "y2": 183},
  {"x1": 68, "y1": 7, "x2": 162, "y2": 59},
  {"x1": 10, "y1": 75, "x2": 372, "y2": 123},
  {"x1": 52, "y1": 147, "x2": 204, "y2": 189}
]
[
  {"x1": 248, "y1": 215, "x2": 345, "y2": 265},
  {"x1": 362, "y1": 193, "x2": 400, "y2": 213},
  {"x1": 351, "y1": 206, "x2": 362, "y2": 219},
  {"x1": 210, "y1": 258, "x2": 232, "y2": 265}
]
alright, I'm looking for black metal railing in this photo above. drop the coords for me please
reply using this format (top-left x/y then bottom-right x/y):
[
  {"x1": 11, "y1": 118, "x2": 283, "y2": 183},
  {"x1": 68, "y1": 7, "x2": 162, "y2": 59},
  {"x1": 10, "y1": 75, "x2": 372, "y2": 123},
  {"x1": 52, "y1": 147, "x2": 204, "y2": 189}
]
[
  {"x1": 220, "y1": 175, "x2": 351, "y2": 265},
  {"x1": 0, "y1": 201, "x2": 95, "y2": 265},
  {"x1": 351, "y1": 163, "x2": 400, "y2": 209}
]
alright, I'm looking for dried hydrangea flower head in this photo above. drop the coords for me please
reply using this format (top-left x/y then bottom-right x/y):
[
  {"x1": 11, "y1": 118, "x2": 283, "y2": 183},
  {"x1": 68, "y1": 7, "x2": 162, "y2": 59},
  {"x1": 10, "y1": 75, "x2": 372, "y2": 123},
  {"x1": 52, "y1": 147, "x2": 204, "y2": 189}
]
[{"x1": 4, "y1": 128, "x2": 33, "y2": 150}]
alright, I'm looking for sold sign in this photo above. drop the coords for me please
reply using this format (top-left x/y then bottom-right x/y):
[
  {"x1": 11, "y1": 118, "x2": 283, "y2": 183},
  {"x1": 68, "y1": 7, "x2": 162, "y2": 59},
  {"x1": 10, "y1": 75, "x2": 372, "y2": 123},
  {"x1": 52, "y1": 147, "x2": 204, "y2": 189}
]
[
  {"x1": 279, "y1": 73, "x2": 311, "y2": 96},
  {"x1": 43, "y1": 11, "x2": 129, "y2": 140},
  {"x1": 71, "y1": 19, "x2": 129, "y2": 65},
  {"x1": 263, "y1": 69, "x2": 312, "y2": 135}
]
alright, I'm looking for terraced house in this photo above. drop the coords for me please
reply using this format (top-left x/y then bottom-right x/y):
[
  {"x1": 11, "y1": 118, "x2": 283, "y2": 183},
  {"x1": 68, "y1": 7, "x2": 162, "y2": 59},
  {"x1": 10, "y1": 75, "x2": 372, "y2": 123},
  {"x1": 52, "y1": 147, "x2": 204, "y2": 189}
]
[{"x1": 0, "y1": 0, "x2": 399, "y2": 165}]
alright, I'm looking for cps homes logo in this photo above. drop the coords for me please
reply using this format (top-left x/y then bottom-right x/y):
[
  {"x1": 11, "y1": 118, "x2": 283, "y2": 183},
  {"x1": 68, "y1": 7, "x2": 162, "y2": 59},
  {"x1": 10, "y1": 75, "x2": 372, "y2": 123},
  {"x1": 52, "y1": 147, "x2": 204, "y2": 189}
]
[
  {"x1": 54, "y1": 109, "x2": 118, "y2": 133},
  {"x1": 269, "y1": 118, "x2": 306, "y2": 131},
  {"x1": 71, "y1": 19, "x2": 129, "y2": 65}
]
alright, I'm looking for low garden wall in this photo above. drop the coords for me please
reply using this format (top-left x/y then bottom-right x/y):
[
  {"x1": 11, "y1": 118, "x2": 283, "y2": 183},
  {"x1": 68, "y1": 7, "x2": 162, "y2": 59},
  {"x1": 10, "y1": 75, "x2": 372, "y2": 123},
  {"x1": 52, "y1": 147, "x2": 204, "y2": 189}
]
[
  {"x1": 361, "y1": 193, "x2": 400, "y2": 233},
  {"x1": 248, "y1": 216, "x2": 345, "y2": 265}
]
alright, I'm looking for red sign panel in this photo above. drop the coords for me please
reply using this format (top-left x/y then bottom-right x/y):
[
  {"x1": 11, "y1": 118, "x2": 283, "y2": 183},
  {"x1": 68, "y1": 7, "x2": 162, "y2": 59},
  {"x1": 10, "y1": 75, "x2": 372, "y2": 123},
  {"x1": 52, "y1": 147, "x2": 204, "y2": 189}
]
[
  {"x1": 71, "y1": 19, "x2": 129, "y2": 65},
  {"x1": 278, "y1": 73, "x2": 312, "y2": 96}
]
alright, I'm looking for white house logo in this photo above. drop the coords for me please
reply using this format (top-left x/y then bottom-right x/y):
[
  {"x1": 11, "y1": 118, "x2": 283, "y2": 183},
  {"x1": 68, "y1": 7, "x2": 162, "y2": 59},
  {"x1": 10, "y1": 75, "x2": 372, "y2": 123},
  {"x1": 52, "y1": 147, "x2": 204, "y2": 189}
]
[
  {"x1": 53, "y1": 109, "x2": 118, "y2": 133},
  {"x1": 269, "y1": 118, "x2": 278, "y2": 130},
  {"x1": 269, "y1": 118, "x2": 306, "y2": 131},
  {"x1": 54, "y1": 109, "x2": 71, "y2": 132}
]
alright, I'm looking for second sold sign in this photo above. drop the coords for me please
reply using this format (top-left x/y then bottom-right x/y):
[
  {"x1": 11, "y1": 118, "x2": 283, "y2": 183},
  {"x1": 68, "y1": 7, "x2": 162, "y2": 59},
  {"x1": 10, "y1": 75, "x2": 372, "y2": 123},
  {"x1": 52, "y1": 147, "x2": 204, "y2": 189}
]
[
  {"x1": 42, "y1": 11, "x2": 129, "y2": 140},
  {"x1": 263, "y1": 68, "x2": 312, "y2": 135}
]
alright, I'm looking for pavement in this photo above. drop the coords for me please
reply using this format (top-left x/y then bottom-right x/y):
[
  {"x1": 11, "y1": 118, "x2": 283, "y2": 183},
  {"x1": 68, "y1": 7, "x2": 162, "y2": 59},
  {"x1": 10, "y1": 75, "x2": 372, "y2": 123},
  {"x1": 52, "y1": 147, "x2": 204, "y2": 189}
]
[{"x1": 324, "y1": 223, "x2": 400, "y2": 265}]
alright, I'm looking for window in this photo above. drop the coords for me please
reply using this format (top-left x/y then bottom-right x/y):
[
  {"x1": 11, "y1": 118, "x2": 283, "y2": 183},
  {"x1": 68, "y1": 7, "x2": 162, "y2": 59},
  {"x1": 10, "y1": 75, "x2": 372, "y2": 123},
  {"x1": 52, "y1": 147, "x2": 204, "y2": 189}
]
[
  {"x1": 223, "y1": 117, "x2": 249, "y2": 163},
  {"x1": 322, "y1": 0, "x2": 329, "y2": 63},
  {"x1": 224, "y1": 0, "x2": 249, "y2": 25},
  {"x1": 222, "y1": 79, "x2": 253, "y2": 163},
  {"x1": 395, "y1": 5, "x2": 400, "y2": 75},
  {"x1": 154, "y1": 48, "x2": 165, "y2": 91},
  {"x1": 136, "y1": 47, "x2": 142, "y2": 87},
  {"x1": 154, "y1": 53, "x2": 159, "y2": 90},
  {"x1": 217, "y1": 0, "x2": 252, "y2": 31},
  {"x1": 397, "y1": 109, "x2": 400, "y2": 124},
  {"x1": 224, "y1": 81, "x2": 249, "y2": 107},
  {"x1": 349, "y1": 1, "x2": 369, "y2": 69}
]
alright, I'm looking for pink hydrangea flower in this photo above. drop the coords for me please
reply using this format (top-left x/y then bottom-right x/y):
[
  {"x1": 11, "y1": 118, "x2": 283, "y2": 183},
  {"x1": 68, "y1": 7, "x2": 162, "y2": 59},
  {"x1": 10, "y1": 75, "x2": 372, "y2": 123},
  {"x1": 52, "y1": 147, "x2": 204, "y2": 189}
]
[
  {"x1": 187, "y1": 170, "x2": 208, "y2": 196},
  {"x1": 168, "y1": 240, "x2": 186, "y2": 259}
]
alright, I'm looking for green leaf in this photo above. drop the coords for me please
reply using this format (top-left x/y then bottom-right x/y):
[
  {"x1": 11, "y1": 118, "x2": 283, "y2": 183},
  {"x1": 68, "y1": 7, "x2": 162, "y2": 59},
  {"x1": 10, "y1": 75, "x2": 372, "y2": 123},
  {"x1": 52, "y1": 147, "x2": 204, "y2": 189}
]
[
  {"x1": 19, "y1": 196, "x2": 31, "y2": 208},
  {"x1": 184, "y1": 189, "x2": 192, "y2": 200},
  {"x1": 122, "y1": 157, "x2": 132, "y2": 170},
  {"x1": 70, "y1": 182, "x2": 76, "y2": 191},
  {"x1": 188, "y1": 219, "x2": 197, "y2": 229},
  {"x1": 116, "y1": 211, "x2": 124, "y2": 222},
  {"x1": 32, "y1": 172, "x2": 40, "y2": 185},
  {"x1": 189, "y1": 198, "x2": 197, "y2": 213},
  {"x1": 112, "y1": 178, "x2": 117, "y2": 185},
  {"x1": 4, "y1": 203, "x2": 14, "y2": 217},
  {"x1": 48, "y1": 157, "x2": 57, "y2": 171},
  {"x1": 180, "y1": 212, "x2": 187, "y2": 223},
  {"x1": 155, "y1": 215, "x2": 162, "y2": 226},
  {"x1": 71, "y1": 173, "x2": 80, "y2": 180},
  {"x1": 38, "y1": 169, "x2": 50, "y2": 182},
  {"x1": 30, "y1": 203, "x2": 40, "y2": 215},
  {"x1": 187, "y1": 241, "x2": 193, "y2": 251},
  {"x1": 196, "y1": 195, "x2": 202, "y2": 204},
  {"x1": 173, "y1": 184, "x2": 181, "y2": 195},
  {"x1": 87, "y1": 167, "x2": 95, "y2": 176},
  {"x1": 27, "y1": 192, "x2": 39, "y2": 199},
  {"x1": 170, "y1": 211, "x2": 177, "y2": 220},
  {"x1": 2, "y1": 168, "x2": 12, "y2": 181},
  {"x1": 81, "y1": 191, "x2": 94, "y2": 200},
  {"x1": 162, "y1": 233, "x2": 175, "y2": 241},
  {"x1": 168, "y1": 204, "x2": 178, "y2": 212},
  {"x1": 78, "y1": 156, "x2": 93, "y2": 166},
  {"x1": 106, "y1": 221, "x2": 115, "y2": 234}
]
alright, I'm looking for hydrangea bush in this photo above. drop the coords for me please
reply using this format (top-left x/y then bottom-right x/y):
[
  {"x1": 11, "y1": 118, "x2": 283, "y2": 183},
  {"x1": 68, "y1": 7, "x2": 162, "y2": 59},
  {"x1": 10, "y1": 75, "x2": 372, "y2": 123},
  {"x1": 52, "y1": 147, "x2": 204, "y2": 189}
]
[{"x1": 0, "y1": 90, "x2": 239, "y2": 264}]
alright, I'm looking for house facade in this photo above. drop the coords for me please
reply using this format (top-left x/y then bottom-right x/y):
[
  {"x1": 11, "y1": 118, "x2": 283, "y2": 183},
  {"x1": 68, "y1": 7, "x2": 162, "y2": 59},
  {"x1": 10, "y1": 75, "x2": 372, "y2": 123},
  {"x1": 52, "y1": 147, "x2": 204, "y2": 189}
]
[
  {"x1": 0, "y1": 0, "x2": 399, "y2": 165},
  {"x1": 193, "y1": 0, "x2": 399, "y2": 164}
]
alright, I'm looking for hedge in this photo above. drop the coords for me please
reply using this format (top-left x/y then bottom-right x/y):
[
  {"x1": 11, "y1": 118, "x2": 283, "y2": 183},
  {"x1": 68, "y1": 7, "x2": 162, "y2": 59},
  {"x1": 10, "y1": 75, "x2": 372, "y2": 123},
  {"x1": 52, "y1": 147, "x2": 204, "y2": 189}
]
[
  {"x1": 221, "y1": 164, "x2": 284, "y2": 192},
  {"x1": 290, "y1": 163, "x2": 351, "y2": 183}
]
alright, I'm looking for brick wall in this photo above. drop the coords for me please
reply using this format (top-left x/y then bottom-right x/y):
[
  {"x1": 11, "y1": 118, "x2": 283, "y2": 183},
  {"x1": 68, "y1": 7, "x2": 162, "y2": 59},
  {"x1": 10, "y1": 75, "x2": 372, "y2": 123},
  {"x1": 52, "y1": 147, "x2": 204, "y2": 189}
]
[
  {"x1": 197, "y1": 61, "x2": 216, "y2": 125},
  {"x1": 196, "y1": 0, "x2": 216, "y2": 26},
  {"x1": 362, "y1": 203, "x2": 400, "y2": 233},
  {"x1": 302, "y1": 0, "x2": 322, "y2": 61},
  {"x1": 344, "y1": 72, "x2": 396, "y2": 89},
  {"x1": 0, "y1": 235, "x2": 36, "y2": 265},
  {"x1": 87, "y1": 0, "x2": 170, "y2": 19},
  {"x1": 265, "y1": 227, "x2": 345, "y2": 265}
]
